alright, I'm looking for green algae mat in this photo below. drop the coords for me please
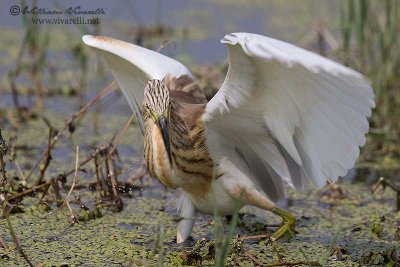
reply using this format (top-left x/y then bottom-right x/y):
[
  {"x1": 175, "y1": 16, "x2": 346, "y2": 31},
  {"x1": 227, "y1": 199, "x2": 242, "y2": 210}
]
[{"x1": 1, "y1": 182, "x2": 399, "y2": 266}]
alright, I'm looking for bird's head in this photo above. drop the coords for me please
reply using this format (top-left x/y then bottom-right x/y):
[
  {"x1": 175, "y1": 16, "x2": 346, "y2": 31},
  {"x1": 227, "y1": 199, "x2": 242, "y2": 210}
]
[{"x1": 144, "y1": 79, "x2": 172, "y2": 164}]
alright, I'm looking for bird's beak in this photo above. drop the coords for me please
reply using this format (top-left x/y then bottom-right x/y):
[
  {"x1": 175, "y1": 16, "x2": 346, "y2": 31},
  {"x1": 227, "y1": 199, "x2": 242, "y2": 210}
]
[{"x1": 157, "y1": 115, "x2": 172, "y2": 165}]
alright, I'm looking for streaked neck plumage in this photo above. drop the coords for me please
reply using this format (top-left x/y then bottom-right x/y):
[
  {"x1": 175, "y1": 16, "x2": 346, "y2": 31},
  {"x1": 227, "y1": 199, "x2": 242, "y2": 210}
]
[{"x1": 141, "y1": 79, "x2": 214, "y2": 197}]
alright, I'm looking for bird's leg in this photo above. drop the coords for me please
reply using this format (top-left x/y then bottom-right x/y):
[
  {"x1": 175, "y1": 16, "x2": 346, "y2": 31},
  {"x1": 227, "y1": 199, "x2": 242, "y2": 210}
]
[
  {"x1": 176, "y1": 194, "x2": 196, "y2": 243},
  {"x1": 240, "y1": 189, "x2": 296, "y2": 242},
  {"x1": 269, "y1": 206, "x2": 296, "y2": 241}
]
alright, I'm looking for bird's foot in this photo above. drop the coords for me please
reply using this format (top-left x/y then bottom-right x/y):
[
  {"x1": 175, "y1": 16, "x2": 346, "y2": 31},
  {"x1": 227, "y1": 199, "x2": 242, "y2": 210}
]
[{"x1": 270, "y1": 207, "x2": 296, "y2": 241}]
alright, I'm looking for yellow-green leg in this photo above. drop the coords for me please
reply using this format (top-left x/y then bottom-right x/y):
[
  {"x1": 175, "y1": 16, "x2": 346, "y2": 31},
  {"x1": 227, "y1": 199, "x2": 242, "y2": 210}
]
[
  {"x1": 239, "y1": 189, "x2": 296, "y2": 242},
  {"x1": 270, "y1": 207, "x2": 296, "y2": 241}
]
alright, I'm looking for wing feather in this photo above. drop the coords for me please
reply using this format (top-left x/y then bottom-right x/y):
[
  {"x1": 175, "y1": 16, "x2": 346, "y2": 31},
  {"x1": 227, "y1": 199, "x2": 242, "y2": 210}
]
[
  {"x1": 82, "y1": 35, "x2": 192, "y2": 132},
  {"x1": 205, "y1": 32, "x2": 374, "y2": 198}
]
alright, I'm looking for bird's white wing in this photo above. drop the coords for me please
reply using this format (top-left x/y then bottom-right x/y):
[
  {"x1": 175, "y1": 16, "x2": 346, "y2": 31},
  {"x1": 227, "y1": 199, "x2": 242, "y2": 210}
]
[
  {"x1": 82, "y1": 35, "x2": 193, "y2": 132},
  {"x1": 204, "y1": 33, "x2": 374, "y2": 200}
]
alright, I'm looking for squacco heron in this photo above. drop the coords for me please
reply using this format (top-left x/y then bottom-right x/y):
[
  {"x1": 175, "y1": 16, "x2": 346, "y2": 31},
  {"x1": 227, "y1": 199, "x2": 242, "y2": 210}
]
[{"x1": 83, "y1": 33, "x2": 374, "y2": 243}]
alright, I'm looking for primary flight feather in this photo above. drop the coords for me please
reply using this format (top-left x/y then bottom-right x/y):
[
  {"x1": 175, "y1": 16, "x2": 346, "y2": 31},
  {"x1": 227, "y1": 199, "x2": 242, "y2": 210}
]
[{"x1": 83, "y1": 32, "x2": 374, "y2": 243}]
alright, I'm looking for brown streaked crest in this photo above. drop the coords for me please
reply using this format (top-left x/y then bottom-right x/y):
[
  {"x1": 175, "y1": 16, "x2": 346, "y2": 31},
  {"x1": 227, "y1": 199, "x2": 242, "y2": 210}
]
[{"x1": 144, "y1": 79, "x2": 170, "y2": 115}]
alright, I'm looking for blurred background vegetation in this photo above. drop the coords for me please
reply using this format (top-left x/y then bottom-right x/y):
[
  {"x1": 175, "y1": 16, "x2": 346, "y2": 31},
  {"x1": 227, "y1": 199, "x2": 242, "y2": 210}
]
[{"x1": 340, "y1": 0, "x2": 400, "y2": 176}]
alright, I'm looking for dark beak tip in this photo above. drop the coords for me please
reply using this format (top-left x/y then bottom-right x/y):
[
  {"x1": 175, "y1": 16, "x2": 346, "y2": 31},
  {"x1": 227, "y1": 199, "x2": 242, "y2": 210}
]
[{"x1": 158, "y1": 116, "x2": 172, "y2": 165}]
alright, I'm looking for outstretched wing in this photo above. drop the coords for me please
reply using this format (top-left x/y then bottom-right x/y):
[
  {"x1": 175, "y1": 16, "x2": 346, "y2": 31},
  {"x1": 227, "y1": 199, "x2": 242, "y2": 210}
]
[
  {"x1": 82, "y1": 35, "x2": 193, "y2": 132},
  {"x1": 204, "y1": 32, "x2": 374, "y2": 201}
]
